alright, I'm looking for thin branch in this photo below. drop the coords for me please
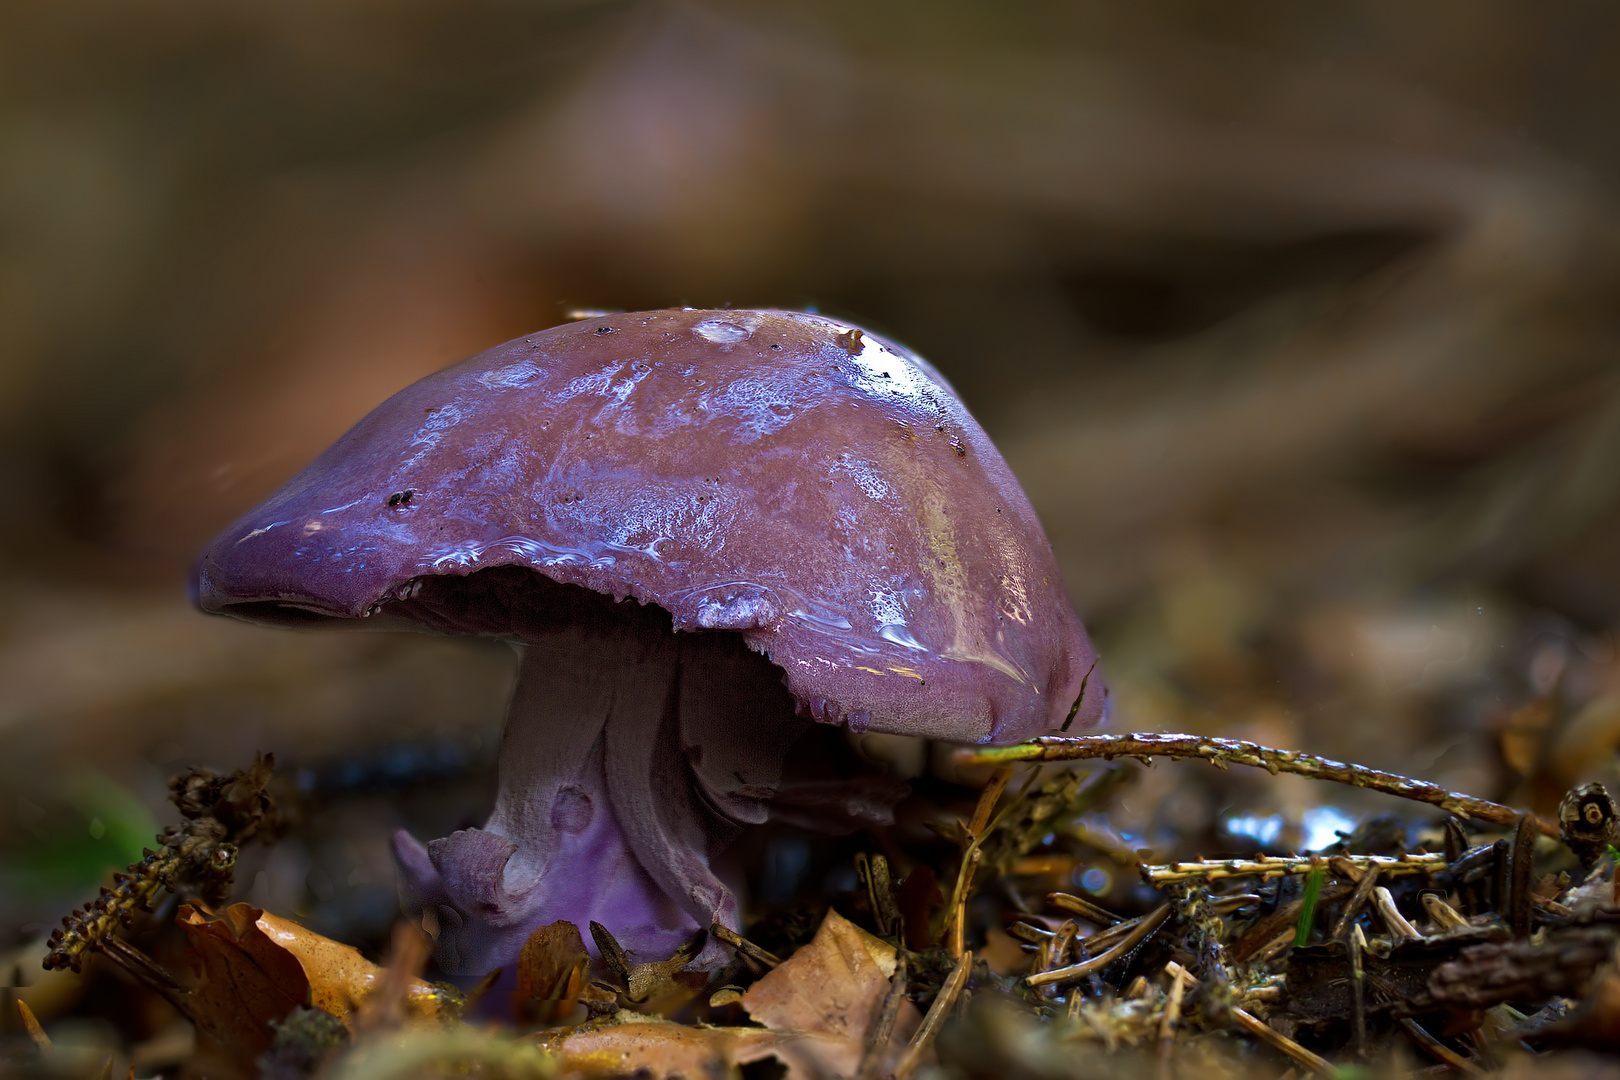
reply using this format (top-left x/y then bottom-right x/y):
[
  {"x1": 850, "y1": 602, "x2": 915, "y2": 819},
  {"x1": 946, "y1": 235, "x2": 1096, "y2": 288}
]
[
  {"x1": 857, "y1": 955, "x2": 908, "y2": 1080},
  {"x1": 1143, "y1": 852, "x2": 1444, "y2": 886},
  {"x1": 963, "y1": 733, "x2": 1556, "y2": 834},
  {"x1": 1026, "y1": 904, "x2": 1171, "y2": 988},
  {"x1": 941, "y1": 768, "x2": 1012, "y2": 955},
  {"x1": 708, "y1": 924, "x2": 781, "y2": 969},
  {"x1": 1165, "y1": 962, "x2": 1335, "y2": 1077},
  {"x1": 1397, "y1": 1017, "x2": 1484, "y2": 1075},
  {"x1": 893, "y1": 951, "x2": 971, "y2": 1080}
]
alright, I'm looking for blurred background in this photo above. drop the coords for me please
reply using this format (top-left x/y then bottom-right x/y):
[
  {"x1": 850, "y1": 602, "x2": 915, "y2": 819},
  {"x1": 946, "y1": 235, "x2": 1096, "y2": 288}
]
[{"x1": 4, "y1": 0, "x2": 1620, "y2": 1039}]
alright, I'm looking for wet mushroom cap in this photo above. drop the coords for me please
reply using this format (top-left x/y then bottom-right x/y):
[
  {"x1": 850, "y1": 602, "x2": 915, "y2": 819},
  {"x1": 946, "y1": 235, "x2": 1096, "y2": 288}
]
[{"x1": 197, "y1": 308, "x2": 1106, "y2": 743}]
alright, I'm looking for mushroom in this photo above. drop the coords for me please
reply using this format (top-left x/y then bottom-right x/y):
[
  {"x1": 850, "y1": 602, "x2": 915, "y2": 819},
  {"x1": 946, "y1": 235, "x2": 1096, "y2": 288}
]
[{"x1": 195, "y1": 308, "x2": 1107, "y2": 975}]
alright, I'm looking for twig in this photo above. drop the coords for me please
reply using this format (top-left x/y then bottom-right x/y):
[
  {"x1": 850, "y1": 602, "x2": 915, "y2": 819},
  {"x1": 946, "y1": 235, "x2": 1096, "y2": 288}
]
[
  {"x1": 45, "y1": 754, "x2": 280, "y2": 972},
  {"x1": 1349, "y1": 925, "x2": 1367, "y2": 1061},
  {"x1": 1509, "y1": 814, "x2": 1536, "y2": 939},
  {"x1": 1048, "y1": 892, "x2": 1123, "y2": 926},
  {"x1": 1078, "y1": 906, "x2": 1171, "y2": 956},
  {"x1": 1371, "y1": 887, "x2": 1422, "y2": 943},
  {"x1": 1144, "y1": 852, "x2": 1444, "y2": 886},
  {"x1": 964, "y1": 734, "x2": 1556, "y2": 834},
  {"x1": 1157, "y1": 963, "x2": 1189, "y2": 1080},
  {"x1": 1329, "y1": 862, "x2": 1383, "y2": 940},
  {"x1": 1027, "y1": 904, "x2": 1171, "y2": 987},
  {"x1": 1165, "y1": 962, "x2": 1335, "y2": 1076},
  {"x1": 708, "y1": 924, "x2": 781, "y2": 969},
  {"x1": 95, "y1": 936, "x2": 188, "y2": 1016},
  {"x1": 857, "y1": 955, "x2": 907, "y2": 1080},
  {"x1": 1420, "y1": 894, "x2": 1470, "y2": 933},
  {"x1": 856, "y1": 853, "x2": 903, "y2": 939},
  {"x1": 893, "y1": 951, "x2": 971, "y2": 1080},
  {"x1": 941, "y1": 769, "x2": 1012, "y2": 955},
  {"x1": 1397, "y1": 1017, "x2": 1484, "y2": 1075}
]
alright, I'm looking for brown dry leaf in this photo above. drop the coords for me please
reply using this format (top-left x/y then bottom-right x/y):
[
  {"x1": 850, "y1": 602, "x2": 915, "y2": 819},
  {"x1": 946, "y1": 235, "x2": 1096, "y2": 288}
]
[
  {"x1": 743, "y1": 908, "x2": 903, "y2": 1042},
  {"x1": 540, "y1": 1017, "x2": 846, "y2": 1080},
  {"x1": 542, "y1": 912, "x2": 919, "y2": 1080},
  {"x1": 178, "y1": 901, "x2": 452, "y2": 1058},
  {"x1": 176, "y1": 903, "x2": 312, "y2": 1063},
  {"x1": 515, "y1": 920, "x2": 589, "y2": 1025},
  {"x1": 740, "y1": 908, "x2": 922, "y2": 1076},
  {"x1": 253, "y1": 908, "x2": 453, "y2": 1026}
]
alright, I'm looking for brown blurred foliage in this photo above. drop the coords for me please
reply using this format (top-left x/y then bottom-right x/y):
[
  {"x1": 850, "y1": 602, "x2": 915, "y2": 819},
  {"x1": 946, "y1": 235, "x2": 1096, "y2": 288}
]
[{"x1": 3, "y1": 0, "x2": 1620, "y2": 973}]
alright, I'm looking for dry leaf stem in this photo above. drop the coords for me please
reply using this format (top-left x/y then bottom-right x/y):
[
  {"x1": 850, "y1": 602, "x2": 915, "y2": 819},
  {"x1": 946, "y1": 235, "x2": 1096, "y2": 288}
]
[
  {"x1": 45, "y1": 754, "x2": 279, "y2": 972},
  {"x1": 1156, "y1": 964, "x2": 1189, "y2": 1080}
]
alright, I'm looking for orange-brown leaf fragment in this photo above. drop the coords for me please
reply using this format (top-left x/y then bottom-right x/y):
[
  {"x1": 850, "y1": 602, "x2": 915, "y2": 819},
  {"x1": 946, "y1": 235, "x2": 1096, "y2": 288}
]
[
  {"x1": 176, "y1": 904, "x2": 310, "y2": 1062},
  {"x1": 541, "y1": 1019, "x2": 844, "y2": 1080},
  {"x1": 177, "y1": 901, "x2": 452, "y2": 1063},
  {"x1": 742, "y1": 908, "x2": 918, "y2": 1075},
  {"x1": 515, "y1": 920, "x2": 589, "y2": 1025},
  {"x1": 253, "y1": 908, "x2": 452, "y2": 1025}
]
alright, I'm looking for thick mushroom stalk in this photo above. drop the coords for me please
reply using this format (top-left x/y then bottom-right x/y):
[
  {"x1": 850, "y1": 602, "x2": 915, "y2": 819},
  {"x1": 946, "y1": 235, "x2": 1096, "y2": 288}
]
[
  {"x1": 387, "y1": 585, "x2": 890, "y2": 973},
  {"x1": 393, "y1": 621, "x2": 728, "y2": 971}
]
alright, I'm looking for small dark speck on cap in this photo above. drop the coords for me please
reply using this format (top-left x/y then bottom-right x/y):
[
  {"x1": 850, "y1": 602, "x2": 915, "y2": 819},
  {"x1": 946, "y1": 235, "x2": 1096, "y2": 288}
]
[
  {"x1": 594, "y1": 326, "x2": 617, "y2": 335},
  {"x1": 387, "y1": 490, "x2": 415, "y2": 507}
]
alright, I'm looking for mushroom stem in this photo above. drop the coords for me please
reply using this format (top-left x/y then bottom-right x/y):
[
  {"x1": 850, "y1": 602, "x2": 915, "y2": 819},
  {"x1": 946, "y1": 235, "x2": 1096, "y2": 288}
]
[{"x1": 394, "y1": 616, "x2": 736, "y2": 974}]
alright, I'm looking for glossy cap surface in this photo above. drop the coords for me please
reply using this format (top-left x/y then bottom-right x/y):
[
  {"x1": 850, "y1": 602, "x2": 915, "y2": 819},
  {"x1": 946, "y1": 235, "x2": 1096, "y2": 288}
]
[{"x1": 197, "y1": 309, "x2": 1106, "y2": 742}]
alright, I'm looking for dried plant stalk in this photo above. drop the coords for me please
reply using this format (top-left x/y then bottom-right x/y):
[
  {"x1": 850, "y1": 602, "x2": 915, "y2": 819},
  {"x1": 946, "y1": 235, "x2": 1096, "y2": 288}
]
[
  {"x1": 965, "y1": 733, "x2": 1555, "y2": 833},
  {"x1": 45, "y1": 754, "x2": 279, "y2": 972},
  {"x1": 894, "y1": 951, "x2": 972, "y2": 1080},
  {"x1": 1142, "y1": 852, "x2": 1445, "y2": 885},
  {"x1": 1026, "y1": 905, "x2": 1171, "y2": 987},
  {"x1": 709, "y1": 923, "x2": 782, "y2": 968},
  {"x1": 1164, "y1": 962, "x2": 1334, "y2": 1076}
]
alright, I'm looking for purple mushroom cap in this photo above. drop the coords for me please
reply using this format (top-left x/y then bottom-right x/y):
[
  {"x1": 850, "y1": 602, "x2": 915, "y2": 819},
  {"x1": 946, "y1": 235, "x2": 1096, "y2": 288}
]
[{"x1": 196, "y1": 308, "x2": 1106, "y2": 974}]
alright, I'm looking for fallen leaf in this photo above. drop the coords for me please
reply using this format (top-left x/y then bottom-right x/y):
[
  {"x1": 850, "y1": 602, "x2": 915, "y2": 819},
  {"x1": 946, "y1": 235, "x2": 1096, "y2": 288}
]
[
  {"x1": 253, "y1": 908, "x2": 453, "y2": 1025},
  {"x1": 515, "y1": 920, "x2": 589, "y2": 1025},
  {"x1": 742, "y1": 908, "x2": 903, "y2": 1042},
  {"x1": 542, "y1": 911, "x2": 921, "y2": 1080},
  {"x1": 176, "y1": 904, "x2": 311, "y2": 1063},
  {"x1": 177, "y1": 902, "x2": 454, "y2": 1061},
  {"x1": 540, "y1": 1015, "x2": 846, "y2": 1080}
]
